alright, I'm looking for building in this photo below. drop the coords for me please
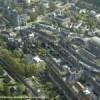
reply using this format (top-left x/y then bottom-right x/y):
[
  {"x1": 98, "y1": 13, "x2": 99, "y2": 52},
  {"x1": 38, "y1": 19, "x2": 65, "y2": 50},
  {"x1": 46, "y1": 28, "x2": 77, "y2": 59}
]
[
  {"x1": 88, "y1": 37, "x2": 100, "y2": 57},
  {"x1": 42, "y1": 0, "x2": 50, "y2": 9},
  {"x1": 0, "y1": 23, "x2": 6, "y2": 32},
  {"x1": 95, "y1": 14, "x2": 100, "y2": 22},
  {"x1": 4, "y1": 8, "x2": 27, "y2": 27},
  {"x1": 14, "y1": 0, "x2": 31, "y2": 6},
  {"x1": 17, "y1": 14, "x2": 27, "y2": 26}
]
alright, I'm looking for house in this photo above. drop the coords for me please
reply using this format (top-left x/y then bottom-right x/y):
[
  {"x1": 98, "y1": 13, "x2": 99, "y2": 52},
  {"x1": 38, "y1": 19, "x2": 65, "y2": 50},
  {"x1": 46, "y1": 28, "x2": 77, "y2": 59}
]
[
  {"x1": 43, "y1": 0, "x2": 50, "y2": 9},
  {"x1": 0, "y1": 23, "x2": 6, "y2": 32},
  {"x1": 71, "y1": 0, "x2": 79, "y2": 4},
  {"x1": 90, "y1": 10, "x2": 96, "y2": 17},
  {"x1": 79, "y1": 9, "x2": 87, "y2": 14},
  {"x1": 14, "y1": 0, "x2": 31, "y2": 6},
  {"x1": 33, "y1": 56, "x2": 42, "y2": 63},
  {"x1": 24, "y1": 55, "x2": 42, "y2": 64},
  {"x1": 9, "y1": 32, "x2": 16, "y2": 37},
  {"x1": 7, "y1": 37, "x2": 22, "y2": 50},
  {"x1": 50, "y1": 11, "x2": 71, "y2": 27},
  {"x1": 95, "y1": 14, "x2": 100, "y2": 22}
]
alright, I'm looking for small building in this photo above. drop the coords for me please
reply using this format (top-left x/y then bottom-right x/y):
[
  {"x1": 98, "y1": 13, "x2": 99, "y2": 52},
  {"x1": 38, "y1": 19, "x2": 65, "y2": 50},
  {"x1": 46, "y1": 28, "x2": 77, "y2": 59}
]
[
  {"x1": 33, "y1": 56, "x2": 42, "y2": 63},
  {"x1": 95, "y1": 14, "x2": 100, "y2": 22},
  {"x1": 0, "y1": 23, "x2": 6, "y2": 32},
  {"x1": 90, "y1": 10, "x2": 96, "y2": 17},
  {"x1": 17, "y1": 14, "x2": 27, "y2": 26},
  {"x1": 79, "y1": 9, "x2": 87, "y2": 14},
  {"x1": 43, "y1": 1, "x2": 50, "y2": 9}
]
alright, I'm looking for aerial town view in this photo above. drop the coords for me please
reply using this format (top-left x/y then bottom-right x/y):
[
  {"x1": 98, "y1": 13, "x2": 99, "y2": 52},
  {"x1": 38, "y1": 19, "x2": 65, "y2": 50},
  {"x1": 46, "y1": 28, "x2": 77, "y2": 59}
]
[{"x1": 0, "y1": 0, "x2": 100, "y2": 99}]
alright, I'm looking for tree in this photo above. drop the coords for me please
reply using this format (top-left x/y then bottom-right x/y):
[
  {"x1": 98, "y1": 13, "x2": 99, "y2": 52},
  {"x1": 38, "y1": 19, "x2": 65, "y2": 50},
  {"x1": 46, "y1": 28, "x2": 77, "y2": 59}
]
[
  {"x1": 35, "y1": 61, "x2": 46, "y2": 73},
  {"x1": 15, "y1": 4, "x2": 24, "y2": 14},
  {"x1": 37, "y1": 3, "x2": 45, "y2": 15},
  {"x1": 0, "y1": 49, "x2": 46, "y2": 76},
  {"x1": 49, "y1": 1, "x2": 56, "y2": 12},
  {"x1": 39, "y1": 48, "x2": 47, "y2": 57},
  {"x1": 88, "y1": 17, "x2": 97, "y2": 29},
  {"x1": 30, "y1": 12, "x2": 38, "y2": 22},
  {"x1": 3, "y1": 83, "x2": 10, "y2": 96}
]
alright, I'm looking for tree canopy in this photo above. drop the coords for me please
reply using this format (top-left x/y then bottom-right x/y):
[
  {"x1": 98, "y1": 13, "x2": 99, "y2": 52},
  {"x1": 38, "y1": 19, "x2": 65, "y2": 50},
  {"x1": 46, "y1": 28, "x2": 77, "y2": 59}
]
[{"x1": 0, "y1": 49, "x2": 46, "y2": 76}]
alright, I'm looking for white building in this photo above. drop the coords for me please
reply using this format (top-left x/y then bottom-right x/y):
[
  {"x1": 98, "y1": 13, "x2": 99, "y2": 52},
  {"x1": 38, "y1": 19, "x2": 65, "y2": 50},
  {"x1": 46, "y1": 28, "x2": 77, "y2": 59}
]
[{"x1": 95, "y1": 14, "x2": 100, "y2": 22}]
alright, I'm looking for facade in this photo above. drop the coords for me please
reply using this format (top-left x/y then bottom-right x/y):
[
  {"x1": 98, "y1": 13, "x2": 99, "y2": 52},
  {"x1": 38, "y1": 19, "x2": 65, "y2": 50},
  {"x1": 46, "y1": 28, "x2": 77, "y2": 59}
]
[
  {"x1": 17, "y1": 14, "x2": 27, "y2": 26},
  {"x1": 14, "y1": 0, "x2": 31, "y2": 6},
  {"x1": 4, "y1": 8, "x2": 27, "y2": 27},
  {"x1": 0, "y1": 23, "x2": 6, "y2": 32},
  {"x1": 95, "y1": 14, "x2": 100, "y2": 22}
]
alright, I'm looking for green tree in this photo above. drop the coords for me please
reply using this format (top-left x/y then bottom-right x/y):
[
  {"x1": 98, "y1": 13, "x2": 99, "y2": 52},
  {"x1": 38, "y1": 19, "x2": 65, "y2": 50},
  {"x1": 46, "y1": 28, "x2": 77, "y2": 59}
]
[
  {"x1": 3, "y1": 83, "x2": 10, "y2": 96},
  {"x1": 15, "y1": 4, "x2": 24, "y2": 14},
  {"x1": 0, "y1": 49, "x2": 46, "y2": 76},
  {"x1": 49, "y1": 1, "x2": 56, "y2": 12},
  {"x1": 30, "y1": 12, "x2": 38, "y2": 22},
  {"x1": 39, "y1": 48, "x2": 47, "y2": 57}
]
